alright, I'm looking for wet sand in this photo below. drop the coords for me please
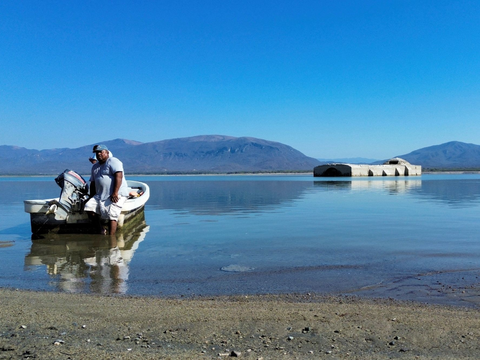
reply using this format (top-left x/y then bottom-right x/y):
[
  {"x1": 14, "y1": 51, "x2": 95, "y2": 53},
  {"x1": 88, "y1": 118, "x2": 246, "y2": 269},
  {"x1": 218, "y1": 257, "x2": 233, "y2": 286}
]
[{"x1": 1, "y1": 289, "x2": 480, "y2": 359}]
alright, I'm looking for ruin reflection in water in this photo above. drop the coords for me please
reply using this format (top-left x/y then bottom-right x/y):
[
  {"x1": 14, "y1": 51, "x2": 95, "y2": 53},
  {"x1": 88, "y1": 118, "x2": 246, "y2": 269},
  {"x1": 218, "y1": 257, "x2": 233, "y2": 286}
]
[{"x1": 313, "y1": 179, "x2": 422, "y2": 194}]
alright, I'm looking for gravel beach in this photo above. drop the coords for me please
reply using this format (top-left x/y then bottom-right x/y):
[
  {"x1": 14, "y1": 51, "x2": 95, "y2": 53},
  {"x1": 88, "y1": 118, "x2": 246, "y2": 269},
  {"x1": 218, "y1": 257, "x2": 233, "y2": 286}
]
[{"x1": 1, "y1": 288, "x2": 479, "y2": 359}]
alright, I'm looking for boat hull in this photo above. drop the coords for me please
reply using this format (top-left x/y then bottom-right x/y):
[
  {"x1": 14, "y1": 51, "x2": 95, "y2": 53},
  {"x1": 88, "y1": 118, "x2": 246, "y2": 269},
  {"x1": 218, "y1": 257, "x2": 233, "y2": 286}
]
[{"x1": 25, "y1": 180, "x2": 150, "y2": 234}]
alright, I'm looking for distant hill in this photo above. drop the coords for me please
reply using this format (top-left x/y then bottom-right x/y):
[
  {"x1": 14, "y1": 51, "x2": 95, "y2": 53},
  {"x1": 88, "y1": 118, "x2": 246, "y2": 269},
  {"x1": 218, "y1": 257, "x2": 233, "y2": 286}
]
[
  {"x1": 318, "y1": 142, "x2": 480, "y2": 170},
  {"x1": 395, "y1": 141, "x2": 480, "y2": 170},
  {"x1": 0, "y1": 136, "x2": 321, "y2": 175}
]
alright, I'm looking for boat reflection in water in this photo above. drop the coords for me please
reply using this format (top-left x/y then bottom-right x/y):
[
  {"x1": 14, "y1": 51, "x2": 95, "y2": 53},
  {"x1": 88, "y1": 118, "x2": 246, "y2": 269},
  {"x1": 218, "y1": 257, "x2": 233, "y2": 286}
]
[{"x1": 24, "y1": 213, "x2": 149, "y2": 294}]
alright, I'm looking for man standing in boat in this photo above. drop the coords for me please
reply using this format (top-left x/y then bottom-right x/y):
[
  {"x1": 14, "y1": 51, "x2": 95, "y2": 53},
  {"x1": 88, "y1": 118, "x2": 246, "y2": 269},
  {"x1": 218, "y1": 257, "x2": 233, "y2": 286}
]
[{"x1": 85, "y1": 144, "x2": 130, "y2": 235}]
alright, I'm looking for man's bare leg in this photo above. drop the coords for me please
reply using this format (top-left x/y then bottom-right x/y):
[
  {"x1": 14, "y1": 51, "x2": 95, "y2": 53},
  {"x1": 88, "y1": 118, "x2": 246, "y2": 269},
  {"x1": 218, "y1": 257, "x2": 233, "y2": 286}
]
[{"x1": 109, "y1": 220, "x2": 118, "y2": 235}]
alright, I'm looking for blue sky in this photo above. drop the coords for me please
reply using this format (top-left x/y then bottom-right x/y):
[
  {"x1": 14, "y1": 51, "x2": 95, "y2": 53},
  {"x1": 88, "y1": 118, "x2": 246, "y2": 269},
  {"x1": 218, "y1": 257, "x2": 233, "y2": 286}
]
[{"x1": 1, "y1": 1, "x2": 479, "y2": 159}]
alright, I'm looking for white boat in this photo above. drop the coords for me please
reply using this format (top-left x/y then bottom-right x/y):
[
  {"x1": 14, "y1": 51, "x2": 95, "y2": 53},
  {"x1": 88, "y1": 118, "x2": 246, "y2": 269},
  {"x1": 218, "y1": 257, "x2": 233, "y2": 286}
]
[{"x1": 24, "y1": 170, "x2": 150, "y2": 234}]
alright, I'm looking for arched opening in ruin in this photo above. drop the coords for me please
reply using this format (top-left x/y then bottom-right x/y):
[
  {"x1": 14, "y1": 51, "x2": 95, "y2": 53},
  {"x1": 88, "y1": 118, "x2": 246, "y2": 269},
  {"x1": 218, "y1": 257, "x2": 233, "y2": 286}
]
[{"x1": 322, "y1": 167, "x2": 343, "y2": 177}]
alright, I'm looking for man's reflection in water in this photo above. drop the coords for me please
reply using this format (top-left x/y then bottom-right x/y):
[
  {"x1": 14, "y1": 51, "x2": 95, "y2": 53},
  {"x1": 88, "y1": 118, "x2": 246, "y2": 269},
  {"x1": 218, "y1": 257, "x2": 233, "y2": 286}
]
[
  {"x1": 26, "y1": 222, "x2": 149, "y2": 294},
  {"x1": 86, "y1": 235, "x2": 128, "y2": 294}
]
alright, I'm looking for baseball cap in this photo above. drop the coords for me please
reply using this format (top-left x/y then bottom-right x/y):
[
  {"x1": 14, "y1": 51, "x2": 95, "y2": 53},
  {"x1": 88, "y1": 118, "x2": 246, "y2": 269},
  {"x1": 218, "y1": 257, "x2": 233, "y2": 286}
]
[{"x1": 92, "y1": 144, "x2": 108, "y2": 153}]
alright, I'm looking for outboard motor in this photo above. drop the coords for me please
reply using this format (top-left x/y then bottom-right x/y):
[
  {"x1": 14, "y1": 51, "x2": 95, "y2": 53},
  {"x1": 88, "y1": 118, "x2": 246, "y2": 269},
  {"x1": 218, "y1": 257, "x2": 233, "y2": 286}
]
[{"x1": 48, "y1": 170, "x2": 89, "y2": 220}]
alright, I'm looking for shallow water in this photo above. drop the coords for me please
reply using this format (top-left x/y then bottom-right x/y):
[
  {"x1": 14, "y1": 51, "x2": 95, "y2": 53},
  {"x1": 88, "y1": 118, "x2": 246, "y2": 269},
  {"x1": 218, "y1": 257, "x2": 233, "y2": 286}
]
[{"x1": 1, "y1": 174, "x2": 480, "y2": 306}]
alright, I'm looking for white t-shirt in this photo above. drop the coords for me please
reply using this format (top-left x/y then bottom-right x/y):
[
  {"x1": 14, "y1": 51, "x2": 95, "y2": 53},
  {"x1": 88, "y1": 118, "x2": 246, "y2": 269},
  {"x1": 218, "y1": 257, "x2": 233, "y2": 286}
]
[{"x1": 90, "y1": 157, "x2": 129, "y2": 200}]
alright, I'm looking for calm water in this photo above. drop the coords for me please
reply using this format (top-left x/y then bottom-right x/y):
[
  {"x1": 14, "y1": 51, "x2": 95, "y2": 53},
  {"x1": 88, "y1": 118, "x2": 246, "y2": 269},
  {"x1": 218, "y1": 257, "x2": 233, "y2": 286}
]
[{"x1": 1, "y1": 174, "x2": 480, "y2": 306}]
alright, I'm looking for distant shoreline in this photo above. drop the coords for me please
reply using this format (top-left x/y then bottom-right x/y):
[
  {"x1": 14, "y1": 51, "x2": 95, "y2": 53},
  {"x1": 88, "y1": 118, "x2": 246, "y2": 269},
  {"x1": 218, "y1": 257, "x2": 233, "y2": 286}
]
[
  {"x1": 2, "y1": 170, "x2": 480, "y2": 178},
  {"x1": 423, "y1": 170, "x2": 480, "y2": 174}
]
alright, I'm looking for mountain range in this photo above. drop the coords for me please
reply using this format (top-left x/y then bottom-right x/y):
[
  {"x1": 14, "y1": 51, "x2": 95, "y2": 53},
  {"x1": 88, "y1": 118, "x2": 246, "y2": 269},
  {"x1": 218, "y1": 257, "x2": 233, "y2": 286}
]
[
  {"x1": 0, "y1": 135, "x2": 320, "y2": 175},
  {"x1": 395, "y1": 141, "x2": 480, "y2": 170},
  {"x1": 1, "y1": 137, "x2": 479, "y2": 175}
]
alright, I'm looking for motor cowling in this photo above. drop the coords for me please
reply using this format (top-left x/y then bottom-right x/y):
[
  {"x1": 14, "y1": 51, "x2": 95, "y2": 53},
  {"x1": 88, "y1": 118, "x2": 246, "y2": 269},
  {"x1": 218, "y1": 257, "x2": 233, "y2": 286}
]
[{"x1": 54, "y1": 170, "x2": 90, "y2": 215}]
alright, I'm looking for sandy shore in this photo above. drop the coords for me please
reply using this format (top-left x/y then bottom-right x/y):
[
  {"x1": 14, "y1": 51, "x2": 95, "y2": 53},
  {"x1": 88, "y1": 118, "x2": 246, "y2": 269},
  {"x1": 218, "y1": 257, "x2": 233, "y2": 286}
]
[{"x1": 1, "y1": 289, "x2": 479, "y2": 359}]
